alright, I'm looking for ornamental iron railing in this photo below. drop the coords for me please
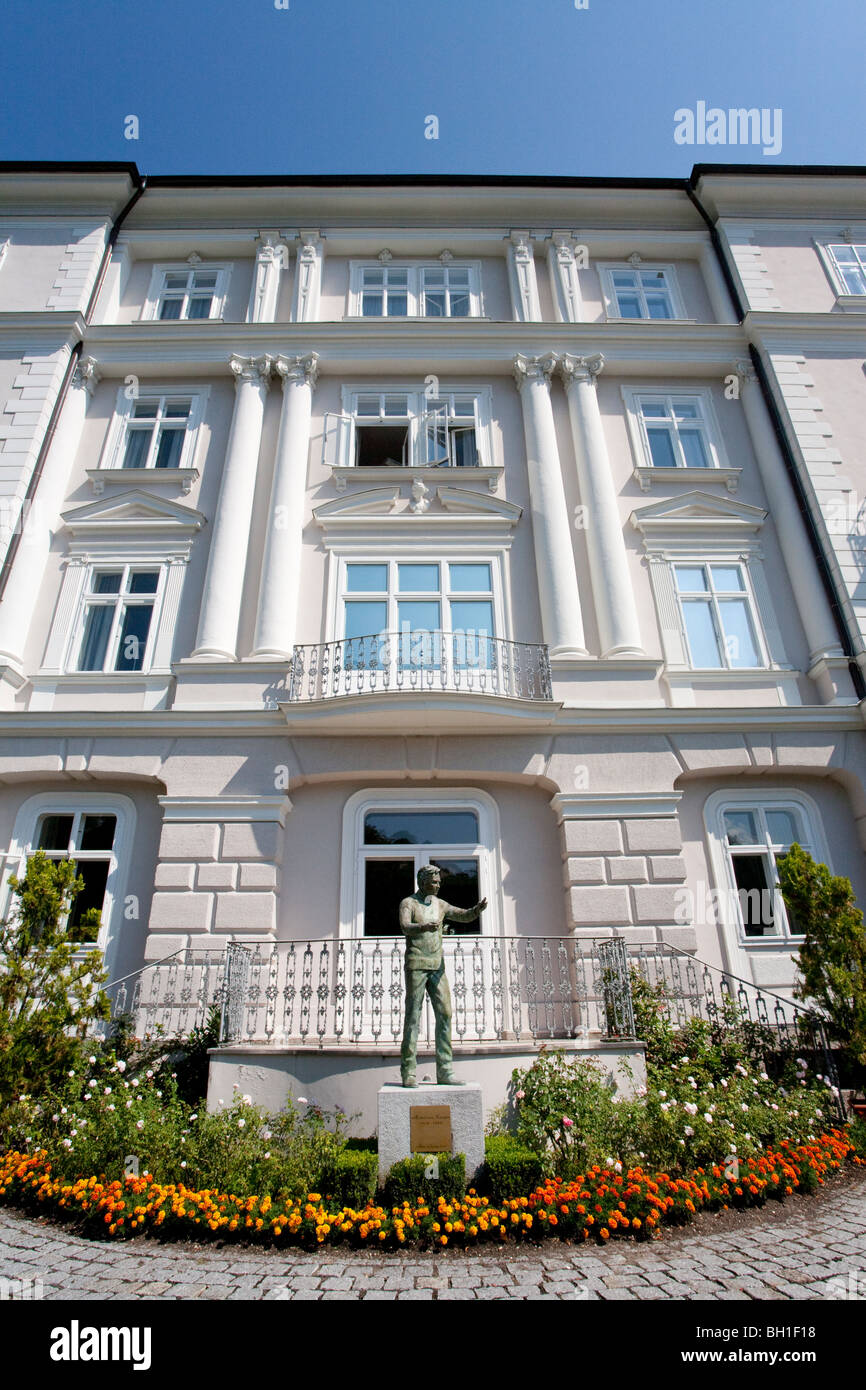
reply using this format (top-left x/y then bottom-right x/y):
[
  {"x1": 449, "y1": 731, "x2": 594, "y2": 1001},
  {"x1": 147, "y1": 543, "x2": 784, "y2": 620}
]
[
  {"x1": 111, "y1": 935, "x2": 635, "y2": 1047},
  {"x1": 287, "y1": 632, "x2": 553, "y2": 703},
  {"x1": 630, "y1": 943, "x2": 845, "y2": 1121}
]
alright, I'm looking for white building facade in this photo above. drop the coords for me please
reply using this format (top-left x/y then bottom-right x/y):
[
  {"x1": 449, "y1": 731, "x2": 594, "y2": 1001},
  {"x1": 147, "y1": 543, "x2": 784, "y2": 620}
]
[{"x1": 1, "y1": 164, "x2": 864, "y2": 1122}]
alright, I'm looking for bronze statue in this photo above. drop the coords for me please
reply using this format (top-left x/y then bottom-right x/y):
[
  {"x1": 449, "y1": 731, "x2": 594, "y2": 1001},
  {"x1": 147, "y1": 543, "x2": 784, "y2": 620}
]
[{"x1": 398, "y1": 864, "x2": 486, "y2": 1086}]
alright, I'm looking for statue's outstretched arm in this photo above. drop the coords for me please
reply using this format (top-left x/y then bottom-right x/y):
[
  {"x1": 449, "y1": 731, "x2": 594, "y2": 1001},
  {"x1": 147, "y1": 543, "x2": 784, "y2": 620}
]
[{"x1": 443, "y1": 897, "x2": 488, "y2": 924}]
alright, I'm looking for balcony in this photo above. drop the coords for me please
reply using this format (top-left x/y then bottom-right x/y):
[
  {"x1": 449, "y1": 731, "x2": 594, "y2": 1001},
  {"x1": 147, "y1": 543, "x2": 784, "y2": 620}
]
[
  {"x1": 286, "y1": 631, "x2": 552, "y2": 705},
  {"x1": 113, "y1": 934, "x2": 635, "y2": 1047}
]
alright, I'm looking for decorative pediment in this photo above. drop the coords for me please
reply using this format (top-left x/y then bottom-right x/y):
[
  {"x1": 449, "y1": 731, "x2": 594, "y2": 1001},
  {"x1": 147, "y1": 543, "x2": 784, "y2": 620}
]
[
  {"x1": 313, "y1": 480, "x2": 521, "y2": 545},
  {"x1": 61, "y1": 490, "x2": 206, "y2": 538},
  {"x1": 313, "y1": 487, "x2": 402, "y2": 521},
  {"x1": 436, "y1": 487, "x2": 523, "y2": 522},
  {"x1": 630, "y1": 490, "x2": 766, "y2": 540}
]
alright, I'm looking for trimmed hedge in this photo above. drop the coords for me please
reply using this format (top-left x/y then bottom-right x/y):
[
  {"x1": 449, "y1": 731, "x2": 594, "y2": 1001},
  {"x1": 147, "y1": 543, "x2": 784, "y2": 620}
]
[
  {"x1": 321, "y1": 1148, "x2": 378, "y2": 1209},
  {"x1": 383, "y1": 1152, "x2": 466, "y2": 1207},
  {"x1": 480, "y1": 1135, "x2": 545, "y2": 1201}
]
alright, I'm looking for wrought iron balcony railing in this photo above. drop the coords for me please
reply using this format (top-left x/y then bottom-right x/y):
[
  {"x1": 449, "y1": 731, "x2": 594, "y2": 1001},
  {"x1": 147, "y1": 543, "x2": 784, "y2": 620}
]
[
  {"x1": 287, "y1": 632, "x2": 552, "y2": 703},
  {"x1": 109, "y1": 934, "x2": 634, "y2": 1047}
]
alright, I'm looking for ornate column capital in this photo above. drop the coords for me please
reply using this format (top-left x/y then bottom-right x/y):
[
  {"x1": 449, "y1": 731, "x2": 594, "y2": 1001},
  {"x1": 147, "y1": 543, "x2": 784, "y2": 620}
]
[
  {"x1": 253, "y1": 230, "x2": 286, "y2": 264},
  {"x1": 513, "y1": 352, "x2": 558, "y2": 390},
  {"x1": 72, "y1": 355, "x2": 100, "y2": 395},
  {"x1": 559, "y1": 353, "x2": 604, "y2": 388},
  {"x1": 508, "y1": 229, "x2": 533, "y2": 259},
  {"x1": 275, "y1": 352, "x2": 319, "y2": 389},
  {"x1": 297, "y1": 231, "x2": 323, "y2": 258},
  {"x1": 550, "y1": 231, "x2": 581, "y2": 264},
  {"x1": 229, "y1": 354, "x2": 273, "y2": 388},
  {"x1": 735, "y1": 358, "x2": 758, "y2": 388}
]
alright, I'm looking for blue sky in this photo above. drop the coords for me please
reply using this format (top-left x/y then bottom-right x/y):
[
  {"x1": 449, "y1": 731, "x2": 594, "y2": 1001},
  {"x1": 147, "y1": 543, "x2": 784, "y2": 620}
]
[{"x1": 0, "y1": 0, "x2": 863, "y2": 176}]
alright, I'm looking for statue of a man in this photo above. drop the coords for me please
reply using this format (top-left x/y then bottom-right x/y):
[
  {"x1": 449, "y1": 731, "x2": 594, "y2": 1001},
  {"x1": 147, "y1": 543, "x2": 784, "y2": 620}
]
[{"x1": 398, "y1": 865, "x2": 487, "y2": 1087}]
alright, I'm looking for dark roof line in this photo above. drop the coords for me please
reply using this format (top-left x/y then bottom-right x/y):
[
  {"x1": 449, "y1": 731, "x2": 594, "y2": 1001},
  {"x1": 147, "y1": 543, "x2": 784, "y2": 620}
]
[
  {"x1": 1, "y1": 161, "x2": 865, "y2": 187},
  {"x1": 0, "y1": 161, "x2": 141, "y2": 176}
]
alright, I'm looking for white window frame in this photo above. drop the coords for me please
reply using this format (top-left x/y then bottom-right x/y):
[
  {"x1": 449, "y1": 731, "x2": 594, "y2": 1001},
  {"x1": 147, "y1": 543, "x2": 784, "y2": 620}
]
[
  {"x1": 38, "y1": 491, "x2": 204, "y2": 694},
  {"x1": 65, "y1": 562, "x2": 168, "y2": 675},
  {"x1": 141, "y1": 263, "x2": 231, "y2": 321},
  {"x1": 0, "y1": 239, "x2": 8, "y2": 274},
  {"x1": 2, "y1": 792, "x2": 137, "y2": 974},
  {"x1": 347, "y1": 261, "x2": 482, "y2": 319},
  {"x1": 339, "y1": 555, "x2": 502, "y2": 646},
  {"x1": 631, "y1": 492, "x2": 796, "y2": 703},
  {"x1": 98, "y1": 386, "x2": 207, "y2": 476},
  {"x1": 333, "y1": 551, "x2": 507, "y2": 648},
  {"x1": 598, "y1": 261, "x2": 687, "y2": 321},
  {"x1": 671, "y1": 559, "x2": 769, "y2": 672},
  {"x1": 325, "y1": 384, "x2": 495, "y2": 473},
  {"x1": 623, "y1": 386, "x2": 740, "y2": 490},
  {"x1": 704, "y1": 788, "x2": 829, "y2": 978},
  {"x1": 339, "y1": 786, "x2": 503, "y2": 942},
  {"x1": 815, "y1": 237, "x2": 866, "y2": 308}
]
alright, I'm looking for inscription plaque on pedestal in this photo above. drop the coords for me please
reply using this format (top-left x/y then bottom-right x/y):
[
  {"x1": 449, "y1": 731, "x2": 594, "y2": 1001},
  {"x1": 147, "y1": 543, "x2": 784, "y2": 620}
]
[{"x1": 410, "y1": 1105, "x2": 452, "y2": 1154}]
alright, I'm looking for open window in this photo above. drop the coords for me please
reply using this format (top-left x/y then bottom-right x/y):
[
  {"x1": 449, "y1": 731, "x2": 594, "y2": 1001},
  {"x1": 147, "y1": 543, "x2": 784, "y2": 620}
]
[{"x1": 323, "y1": 388, "x2": 490, "y2": 473}]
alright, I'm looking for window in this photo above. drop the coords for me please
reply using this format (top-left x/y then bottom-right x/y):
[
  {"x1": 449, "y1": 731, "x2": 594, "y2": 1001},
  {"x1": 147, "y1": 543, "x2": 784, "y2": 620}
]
[
  {"x1": 143, "y1": 264, "x2": 230, "y2": 321},
  {"x1": 73, "y1": 565, "x2": 163, "y2": 673},
  {"x1": 421, "y1": 265, "x2": 472, "y2": 318},
  {"x1": 422, "y1": 396, "x2": 479, "y2": 467},
  {"x1": 705, "y1": 792, "x2": 826, "y2": 947},
  {"x1": 4, "y1": 793, "x2": 136, "y2": 966},
  {"x1": 342, "y1": 559, "x2": 495, "y2": 671},
  {"x1": 101, "y1": 390, "x2": 205, "y2": 474},
  {"x1": 358, "y1": 266, "x2": 409, "y2": 317},
  {"x1": 823, "y1": 243, "x2": 866, "y2": 296},
  {"x1": 31, "y1": 810, "x2": 119, "y2": 944},
  {"x1": 361, "y1": 807, "x2": 484, "y2": 937},
  {"x1": 340, "y1": 789, "x2": 501, "y2": 943},
  {"x1": 600, "y1": 263, "x2": 685, "y2": 320},
  {"x1": 673, "y1": 563, "x2": 765, "y2": 669},
  {"x1": 633, "y1": 394, "x2": 714, "y2": 470},
  {"x1": 352, "y1": 392, "x2": 411, "y2": 467},
  {"x1": 121, "y1": 397, "x2": 194, "y2": 471},
  {"x1": 349, "y1": 262, "x2": 481, "y2": 318},
  {"x1": 324, "y1": 388, "x2": 490, "y2": 471}
]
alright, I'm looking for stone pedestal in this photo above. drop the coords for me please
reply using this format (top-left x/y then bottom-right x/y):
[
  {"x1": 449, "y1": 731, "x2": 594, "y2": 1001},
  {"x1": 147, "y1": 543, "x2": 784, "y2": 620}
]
[{"x1": 377, "y1": 1081, "x2": 484, "y2": 1185}]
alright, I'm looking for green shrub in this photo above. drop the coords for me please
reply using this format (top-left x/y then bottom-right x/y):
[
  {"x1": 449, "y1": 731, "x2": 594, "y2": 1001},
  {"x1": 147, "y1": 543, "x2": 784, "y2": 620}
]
[
  {"x1": 778, "y1": 843, "x2": 866, "y2": 1080},
  {"x1": 848, "y1": 1117, "x2": 866, "y2": 1161},
  {"x1": 322, "y1": 1148, "x2": 378, "y2": 1208},
  {"x1": 382, "y1": 1152, "x2": 466, "y2": 1205},
  {"x1": 509, "y1": 1049, "x2": 622, "y2": 1176},
  {"x1": 480, "y1": 1135, "x2": 544, "y2": 1200},
  {"x1": 0, "y1": 853, "x2": 109, "y2": 1106}
]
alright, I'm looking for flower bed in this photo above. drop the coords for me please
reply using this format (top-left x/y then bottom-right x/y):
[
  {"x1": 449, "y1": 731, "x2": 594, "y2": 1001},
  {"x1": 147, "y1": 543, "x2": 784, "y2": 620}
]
[{"x1": 1, "y1": 1131, "x2": 860, "y2": 1251}]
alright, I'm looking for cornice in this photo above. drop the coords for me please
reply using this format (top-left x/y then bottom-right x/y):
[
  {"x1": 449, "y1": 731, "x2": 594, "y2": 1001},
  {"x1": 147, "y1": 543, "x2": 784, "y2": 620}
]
[
  {"x1": 744, "y1": 311, "x2": 866, "y2": 351},
  {"x1": 81, "y1": 321, "x2": 748, "y2": 377},
  {"x1": 0, "y1": 312, "x2": 86, "y2": 344},
  {"x1": 0, "y1": 703, "x2": 861, "y2": 740}
]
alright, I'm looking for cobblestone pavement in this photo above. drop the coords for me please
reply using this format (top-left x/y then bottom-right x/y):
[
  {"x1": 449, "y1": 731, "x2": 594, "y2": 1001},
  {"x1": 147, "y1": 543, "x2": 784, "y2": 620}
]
[{"x1": 2, "y1": 1172, "x2": 865, "y2": 1301}]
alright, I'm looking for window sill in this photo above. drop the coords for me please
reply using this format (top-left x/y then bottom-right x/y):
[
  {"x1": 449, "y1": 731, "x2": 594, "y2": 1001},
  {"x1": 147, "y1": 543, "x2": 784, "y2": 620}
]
[
  {"x1": 137, "y1": 314, "x2": 227, "y2": 325},
  {"x1": 604, "y1": 316, "x2": 697, "y2": 325},
  {"x1": 834, "y1": 294, "x2": 866, "y2": 312},
  {"x1": 667, "y1": 666, "x2": 791, "y2": 681},
  {"x1": 36, "y1": 669, "x2": 172, "y2": 682},
  {"x1": 331, "y1": 464, "x2": 502, "y2": 494},
  {"x1": 738, "y1": 936, "x2": 805, "y2": 948},
  {"x1": 633, "y1": 465, "x2": 741, "y2": 493},
  {"x1": 341, "y1": 315, "x2": 488, "y2": 323},
  {"x1": 87, "y1": 467, "x2": 200, "y2": 496}
]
